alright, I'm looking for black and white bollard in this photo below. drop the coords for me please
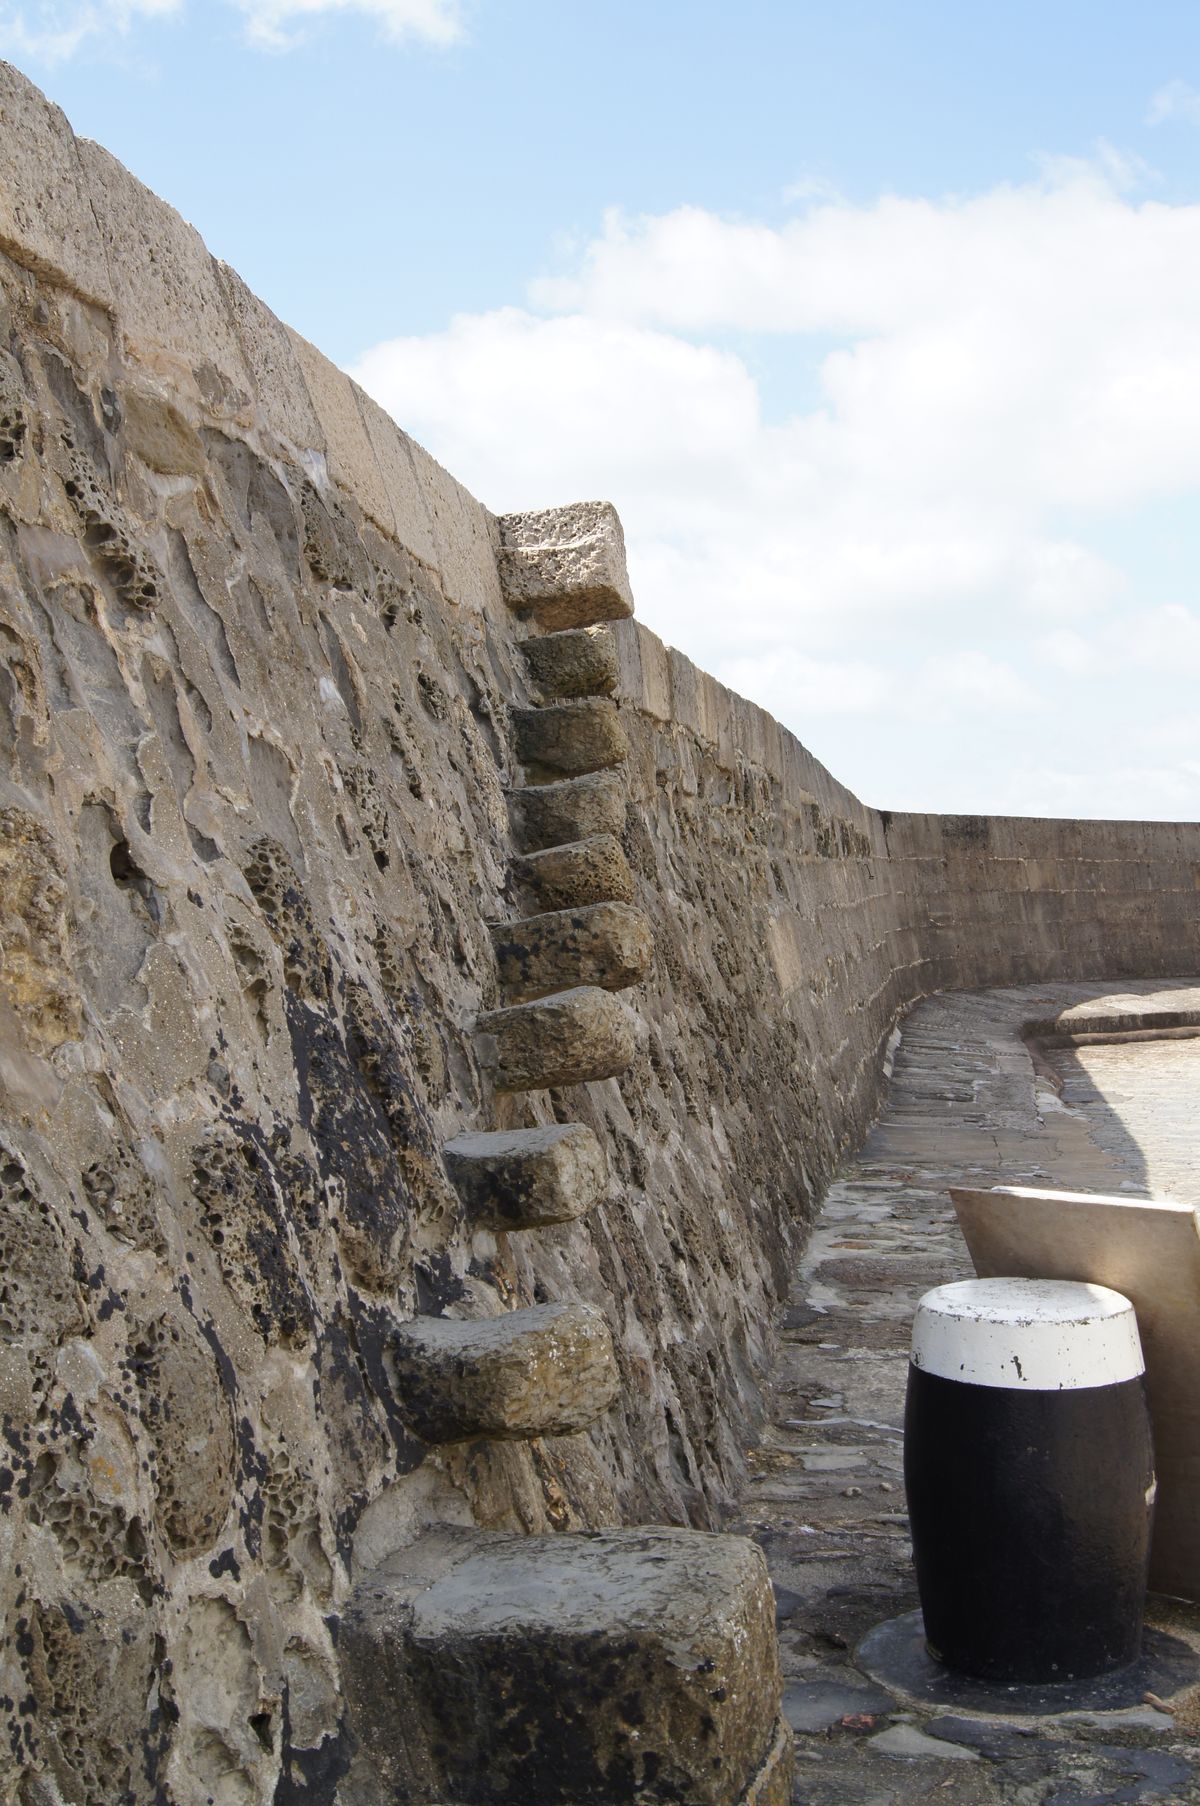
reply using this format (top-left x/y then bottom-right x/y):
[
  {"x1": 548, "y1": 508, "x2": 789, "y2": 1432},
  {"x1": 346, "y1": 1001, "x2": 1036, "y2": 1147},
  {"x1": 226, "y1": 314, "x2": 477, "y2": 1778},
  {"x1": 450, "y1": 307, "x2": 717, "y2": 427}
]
[{"x1": 904, "y1": 1278, "x2": 1155, "y2": 1684}]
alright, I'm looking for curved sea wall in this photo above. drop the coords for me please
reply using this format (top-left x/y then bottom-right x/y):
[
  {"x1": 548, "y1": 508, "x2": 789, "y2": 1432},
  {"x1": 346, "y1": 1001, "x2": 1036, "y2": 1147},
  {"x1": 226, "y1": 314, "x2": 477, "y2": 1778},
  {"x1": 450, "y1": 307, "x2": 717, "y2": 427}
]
[{"x1": 1, "y1": 59, "x2": 1198, "y2": 1806}]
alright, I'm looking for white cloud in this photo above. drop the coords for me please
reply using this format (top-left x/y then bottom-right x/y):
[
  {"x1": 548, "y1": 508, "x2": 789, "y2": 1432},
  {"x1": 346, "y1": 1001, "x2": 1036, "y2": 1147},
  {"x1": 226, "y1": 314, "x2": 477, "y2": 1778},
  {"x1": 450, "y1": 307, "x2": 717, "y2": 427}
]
[
  {"x1": 0, "y1": 0, "x2": 459, "y2": 57},
  {"x1": 353, "y1": 155, "x2": 1200, "y2": 818},
  {"x1": 716, "y1": 651, "x2": 890, "y2": 723},
  {"x1": 230, "y1": 0, "x2": 461, "y2": 50},
  {"x1": 0, "y1": 0, "x2": 179, "y2": 61},
  {"x1": 1039, "y1": 605, "x2": 1200, "y2": 678},
  {"x1": 1147, "y1": 79, "x2": 1200, "y2": 126}
]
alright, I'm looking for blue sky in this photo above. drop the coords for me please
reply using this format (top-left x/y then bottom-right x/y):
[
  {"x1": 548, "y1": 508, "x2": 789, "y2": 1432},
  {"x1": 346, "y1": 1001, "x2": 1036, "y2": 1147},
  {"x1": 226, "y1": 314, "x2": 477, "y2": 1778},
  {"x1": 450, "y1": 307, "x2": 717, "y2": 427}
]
[{"x1": 5, "y1": 1, "x2": 1200, "y2": 818}]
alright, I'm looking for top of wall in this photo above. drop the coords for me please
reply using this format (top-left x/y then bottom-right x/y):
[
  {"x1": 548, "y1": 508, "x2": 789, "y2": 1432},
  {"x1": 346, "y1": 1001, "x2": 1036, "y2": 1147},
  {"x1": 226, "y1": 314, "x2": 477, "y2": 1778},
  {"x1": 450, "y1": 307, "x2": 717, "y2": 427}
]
[
  {"x1": 7, "y1": 57, "x2": 1188, "y2": 844},
  {"x1": 1, "y1": 56, "x2": 883, "y2": 831},
  {"x1": 0, "y1": 57, "x2": 506, "y2": 630}
]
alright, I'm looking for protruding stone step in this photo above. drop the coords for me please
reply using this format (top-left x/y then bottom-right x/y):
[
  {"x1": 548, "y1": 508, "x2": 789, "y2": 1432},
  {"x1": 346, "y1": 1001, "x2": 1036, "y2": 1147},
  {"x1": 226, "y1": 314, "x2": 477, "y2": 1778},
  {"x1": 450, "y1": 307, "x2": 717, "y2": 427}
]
[
  {"x1": 515, "y1": 834, "x2": 636, "y2": 911},
  {"x1": 392, "y1": 1301, "x2": 618, "y2": 1442},
  {"x1": 497, "y1": 500, "x2": 635, "y2": 632},
  {"x1": 491, "y1": 901, "x2": 653, "y2": 1003},
  {"x1": 521, "y1": 626, "x2": 618, "y2": 700},
  {"x1": 510, "y1": 698, "x2": 629, "y2": 781},
  {"x1": 442, "y1": 1123, "x2": 607, "y2": 1229},
  {"x1": 342, "y1": 1524, "x2": 792, "y2": 1806},
  {"x1": 508, "y1": 768, "x2": 625, "y2": 852},
  {"x1": 477, "y1": 985, "x2": 636, "y2": 1091}
]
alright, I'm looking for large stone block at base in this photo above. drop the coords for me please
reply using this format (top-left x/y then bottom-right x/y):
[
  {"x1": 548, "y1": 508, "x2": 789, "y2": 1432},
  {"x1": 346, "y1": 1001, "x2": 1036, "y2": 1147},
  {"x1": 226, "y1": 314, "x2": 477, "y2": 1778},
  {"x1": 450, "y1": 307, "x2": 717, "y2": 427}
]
[
  {"x1": 341, "y1": 1525, "x2": 788, "y2": 1806},
  {"x1": 392, "y1": 1302, "x2": 619, "y2": 1443},
  {"x1": 443, "y1": 1123, "x2": 607, "y2": 1229},
  {"x1": 477, "y1": 986, "x2": 636, "y2": 1091},
  {"x1": 498, "y1": 502, "x2": 635, "y2": 632}
]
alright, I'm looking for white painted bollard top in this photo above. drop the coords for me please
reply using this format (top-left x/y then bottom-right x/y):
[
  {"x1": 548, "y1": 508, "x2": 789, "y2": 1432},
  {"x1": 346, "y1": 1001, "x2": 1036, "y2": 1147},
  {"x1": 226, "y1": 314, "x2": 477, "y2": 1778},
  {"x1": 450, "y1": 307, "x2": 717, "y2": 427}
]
[{"x1": 911, "y1": 1279, "x2": 1145, "y2": 1391}]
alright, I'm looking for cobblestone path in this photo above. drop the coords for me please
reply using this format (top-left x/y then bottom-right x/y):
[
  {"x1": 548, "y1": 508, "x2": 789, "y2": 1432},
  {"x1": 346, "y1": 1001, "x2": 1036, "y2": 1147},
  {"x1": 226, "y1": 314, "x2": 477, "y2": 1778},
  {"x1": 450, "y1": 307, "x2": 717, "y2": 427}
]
[{"x1": 735, "y1": 982, "x2": 1200, "y2": 1806}]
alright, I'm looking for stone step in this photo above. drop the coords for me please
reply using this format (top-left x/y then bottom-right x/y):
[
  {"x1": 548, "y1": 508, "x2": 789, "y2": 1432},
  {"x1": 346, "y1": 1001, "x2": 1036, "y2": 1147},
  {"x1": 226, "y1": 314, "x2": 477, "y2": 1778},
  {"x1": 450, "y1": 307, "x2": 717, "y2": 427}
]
[
  {"x1": 342, "y1": 1525, "x2": 791, "y2": 1806},
  {"x1": 491, "y1": 901, "x2": 652, "y2": 1002},
  {"x1": 497, "y1": 500, "x2": 635, "y2": 632},
  {"x1": 510, "y1": 698, "x2": 629, "y2": 781},
  {"x1": 442, "y1": 1122, "x2": 607, "y2": 1229},
  {"x1": 392, "y1": 1301, "x2": 618, "y2": 1443},
  {"x1": 520, "y1": 626, "x2": 618, "y2": 700},
  {"x1": 477, "y1": 985, "x2": 636, "y2": 1091},
  {"x1": 514, "y1": 834, "x2": 636, "y2": 911},
  {"x1": 508, "y1": 768, "x2": 625, "y2": 852}
]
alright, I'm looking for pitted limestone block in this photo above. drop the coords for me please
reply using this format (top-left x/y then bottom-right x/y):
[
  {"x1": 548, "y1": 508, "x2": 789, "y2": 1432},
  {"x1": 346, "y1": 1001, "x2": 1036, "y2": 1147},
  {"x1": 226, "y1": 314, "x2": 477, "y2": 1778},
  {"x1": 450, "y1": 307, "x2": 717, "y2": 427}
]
[
  {"x1": 29, "y1": 1592, "x2": 162, "y2": 1806},
  {"x1": 241, "y1": 836, "x2": 330, "y2": 1003},
  {"x1": 508, "y1": 769, "x2": 626, "y2": 852},
  {"x1": 0, "y1": 62, "x2": 114, "y2": 308},
  {"x1": 120, "y1": 382, "x2": 207, "y2": 477},
  {"x1": 77, "y1": 138, "x2": 250, "y2": 404},
  {"x1": 477, "y1": 986, "x2": 636, "y2": 1091},
  {"x1": 515, "y1": 835, "x2": 636, "y2": 912},
  {"x1": 491, "y1": 902, "x2": 653, "y2": 1003},
  {"x1": 521, "y1": 627, "x2": 619, "y2": 701},
  {"x1": 0, "y1": 807, "x2": 80, "y2": 1053},
  {"x1": 511, "y1": 698, "x2": 629, "y2": 780},
  {"x1": 216, "y1": 258, "x2": 326, "y2": 454},
  {"x1": 62, "y1": 448, "x2": 161, "y2": 613},
  {"x1": 288, "y1": 328, "x2": 394, "y2": 537},
  {"x1": 497, "y1": 501, "x2": 635, "y2": 632},
  {"x1": 393, "y1": 1302, "x2": 618, "y2": 1442},
  {"x1": 129, "y1": 1305, "x2": 235, "y2": 1557},
  {"x1": 0, "y1": 349, "x2": 27, "y2": 464},
  {"x1": 0, "y1": 1151, "x2": 85, "y2": 1366},
  {"x1": 442, "y1": 1123, "x2": 607, "y2": 1230},
  {"x1": 341, "y1": 1525, "x2": 788, "y2": 1806}
]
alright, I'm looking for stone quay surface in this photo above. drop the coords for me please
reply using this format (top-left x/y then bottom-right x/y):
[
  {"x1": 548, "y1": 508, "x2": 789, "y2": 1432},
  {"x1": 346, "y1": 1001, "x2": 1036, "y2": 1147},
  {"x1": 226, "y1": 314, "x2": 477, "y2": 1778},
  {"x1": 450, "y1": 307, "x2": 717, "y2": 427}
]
[{"x1": 738, "y1": 981, "x2": 1200, "y2": 1806}]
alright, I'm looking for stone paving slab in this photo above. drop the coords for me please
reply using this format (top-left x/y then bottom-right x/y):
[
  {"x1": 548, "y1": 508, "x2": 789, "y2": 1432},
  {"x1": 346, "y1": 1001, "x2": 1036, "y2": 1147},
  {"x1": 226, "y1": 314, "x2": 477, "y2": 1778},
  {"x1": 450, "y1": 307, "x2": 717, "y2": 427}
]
[{"x1": 734, "y1": 981, "x2": 1200, "y2": 1806}]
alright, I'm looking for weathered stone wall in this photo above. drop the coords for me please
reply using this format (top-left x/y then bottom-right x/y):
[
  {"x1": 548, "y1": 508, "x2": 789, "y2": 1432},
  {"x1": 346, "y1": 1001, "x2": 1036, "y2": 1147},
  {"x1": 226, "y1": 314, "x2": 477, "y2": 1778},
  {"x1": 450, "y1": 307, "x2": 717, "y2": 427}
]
[
  {"x1": 885, "y1": 809, "x2": 1200, "y2": 990},
  {"x1": 1, "y1": 57, "x2": 1198, "y2": 1806}
]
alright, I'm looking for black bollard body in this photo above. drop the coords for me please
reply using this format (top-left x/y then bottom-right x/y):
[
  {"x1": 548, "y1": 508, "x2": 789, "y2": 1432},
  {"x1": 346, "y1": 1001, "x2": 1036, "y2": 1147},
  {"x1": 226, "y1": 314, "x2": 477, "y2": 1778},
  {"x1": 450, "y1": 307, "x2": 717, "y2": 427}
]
[{"x1": 904, "y1": 1278, "x2": 1155, "y2": 1684}]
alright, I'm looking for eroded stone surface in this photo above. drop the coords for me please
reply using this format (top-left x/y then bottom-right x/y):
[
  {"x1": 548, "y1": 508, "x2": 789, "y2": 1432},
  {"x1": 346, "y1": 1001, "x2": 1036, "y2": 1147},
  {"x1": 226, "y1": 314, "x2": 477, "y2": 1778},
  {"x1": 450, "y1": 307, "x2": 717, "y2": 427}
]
[
  {"x1": 498, "y1": 502, "x2": 634, "y2": 631},
  {"x1": 341, "y1": 1525, "x2": 785, "y2": 1805},
  {"x1": 443, "y1": 1123, "x2": 607, "y2": 1229},
  {"x1": 477, "y1": 986, "x2": 638, "y2": 1090},
  {"x1": 510, "y1": 698, "x2": 630, "y2": 779},
  {"x1": 508, "y1": 768, "x2": 627, "y2": 850},
  {"x1": 521, "y1": 626, "x2": 619, "y2": 699},
  {"x1": 392, "y1": 1302, "x2": 619, "y2": 1442},
  {"x1": 491, "y1": 900, "x2": 653, "y2": 1002},
  {"x1": 515, "y1": 834, "x2": 637, "y2": 911}
]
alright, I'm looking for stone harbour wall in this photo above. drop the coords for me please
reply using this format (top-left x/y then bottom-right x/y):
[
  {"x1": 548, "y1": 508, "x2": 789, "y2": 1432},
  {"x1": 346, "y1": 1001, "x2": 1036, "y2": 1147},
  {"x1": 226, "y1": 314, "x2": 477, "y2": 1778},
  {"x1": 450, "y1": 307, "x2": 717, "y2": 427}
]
[{"x1": 0, "y1": 57, "x2": 1198, "y2": 1806}]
